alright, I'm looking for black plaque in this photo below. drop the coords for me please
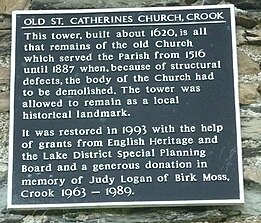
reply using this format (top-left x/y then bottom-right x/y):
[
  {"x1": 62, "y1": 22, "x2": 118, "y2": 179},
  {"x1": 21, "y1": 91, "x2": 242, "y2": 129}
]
[{"x1": 8, "y1": 5, "x2": 244, "y2": 209}]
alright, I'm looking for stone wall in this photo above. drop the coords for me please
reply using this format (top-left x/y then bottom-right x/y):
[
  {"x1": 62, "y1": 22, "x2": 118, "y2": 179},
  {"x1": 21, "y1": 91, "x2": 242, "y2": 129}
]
[{"x1": 0, "y1": 0, "x2": 261, "y2": 222}]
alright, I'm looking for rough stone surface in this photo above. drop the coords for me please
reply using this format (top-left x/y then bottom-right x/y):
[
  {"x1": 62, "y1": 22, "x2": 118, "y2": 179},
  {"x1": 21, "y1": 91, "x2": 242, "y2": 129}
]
[
  {"x1": 228, "y1": 0, "x2": 261, "y2": 10},
  {"x1": 241, "y1": 182, "x2": 261, "y2": 216},
  {"x1": 0, "y1": 112, "x2": 9, "y2": 165},
  {"x1": 0, "y1": 184, "x2": 7, "y2": 213},
  {"x1": 0, "y1": 0, "x2": 31, "y2": 13},
  {"x1": 237, "y1": 50, "x2": 260, "y2": 76},
  {"x1": 30, "y1": 0, "x2": 187, "y2": 10},
  {"x1": 239, "y1": 83, "x2": 260, "y2": 105},
  {"x1": 257, "y1": 84, "x2": 261, "y2": 94},
  {"x1": 0, "y1": 14, "x2": 11, "y2": 29},
  {"x1": 0, "y1": 213, "x2": 24, "y2": 223},
  {"x1": 241, "y1": 117, "x2": 261, "y2": 142},
  {"x1": 0, "y1": 67, "x2": 10, "y2": 85},
  {"x1": 61, "y1": 209, "x2": 228, "y2": 222},
  {"x1": 236, "y1": 13, "x2": 258, "y2": 29},
  {"x1": 0, "y1": 0, "x2": 261, "y2": 222},
  {"x1": 236, "y1": 26, "x2": 248, "y2": 46},
  {"x1": 244, "y1": 159, "x2": 261, "y2": 184},
  {"x1": 244, "y1": 29, "x2": 261, "y2": 46},
  {"x1": 0, "y1": 14, "x2": 11, "y2": 57},
  {"x1": 0, "y1": 30, "x2": 11, "y2": 57},
  {"x1": 0, "y1": 91, "x2": 9, "y2": 112}
]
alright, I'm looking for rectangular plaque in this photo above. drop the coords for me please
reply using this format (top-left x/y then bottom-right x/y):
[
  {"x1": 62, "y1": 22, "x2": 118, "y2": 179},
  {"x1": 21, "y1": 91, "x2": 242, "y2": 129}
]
[{"x1": 8, "y1": 5, "x2": 244, "y2": 209}]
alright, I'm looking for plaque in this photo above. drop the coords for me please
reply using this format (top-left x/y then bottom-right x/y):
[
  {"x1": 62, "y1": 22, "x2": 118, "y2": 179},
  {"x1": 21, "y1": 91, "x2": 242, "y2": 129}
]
[{"x1": 8, "y1": 5, "x2": 244, "y2": 209}]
